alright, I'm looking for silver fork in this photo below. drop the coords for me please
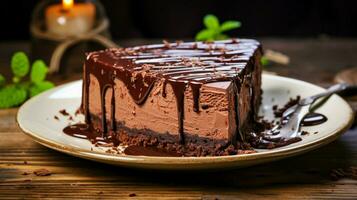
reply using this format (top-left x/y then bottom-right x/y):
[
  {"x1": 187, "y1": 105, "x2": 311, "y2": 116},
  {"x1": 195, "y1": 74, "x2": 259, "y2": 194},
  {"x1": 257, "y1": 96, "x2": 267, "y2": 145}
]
[{"x1": 266, "y1": 83, "x2": 352, "y2": 140}]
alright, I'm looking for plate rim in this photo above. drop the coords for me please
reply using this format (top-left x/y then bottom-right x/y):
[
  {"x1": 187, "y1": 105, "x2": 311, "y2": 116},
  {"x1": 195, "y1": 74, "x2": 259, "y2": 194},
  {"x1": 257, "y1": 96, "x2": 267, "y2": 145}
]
[{"x1": 16, "y1": 74, "x2": 355, "y2": 168}]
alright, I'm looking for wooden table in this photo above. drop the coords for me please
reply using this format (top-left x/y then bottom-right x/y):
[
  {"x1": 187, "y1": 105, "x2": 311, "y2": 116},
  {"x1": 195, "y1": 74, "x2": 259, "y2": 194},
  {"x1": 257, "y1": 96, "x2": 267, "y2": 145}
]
[{"x1": 1, "y1": 39, "x2": 357, "y2": 199}]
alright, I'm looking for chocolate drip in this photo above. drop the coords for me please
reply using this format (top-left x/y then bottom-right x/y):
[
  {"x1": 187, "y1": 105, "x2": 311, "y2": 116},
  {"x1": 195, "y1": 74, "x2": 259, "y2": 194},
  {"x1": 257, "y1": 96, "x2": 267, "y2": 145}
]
[
  {"x1": 169, "y1": 81, "x2": 187, "y2": 144},
  {"x1": 162, "y1": 81, "x2": 167, "y2": 98},
  {"x1": 190, "y1": 83, "x2": 201, "y2": 112},
  {"x1": 83, "y1": 56, "x2": 156, "y2": 137},
  {"x1": 100, "y1": 85, "x2": 110, "y2": 135},
  {"x1": 121, "y1": 71, "x2": 156, "y2": 105},
  {"x1": 83, "y1": 39, "x2": 262, "y2": 144},
  {"x1": 83, "y1": 63, "x2": 91, "y2": 124},
  {"x1": 227, "y1": 80, "x2": 239, "y2": 144},
  {"x1": 110, "y1": 86, "x2": 116, "y2": 131}
]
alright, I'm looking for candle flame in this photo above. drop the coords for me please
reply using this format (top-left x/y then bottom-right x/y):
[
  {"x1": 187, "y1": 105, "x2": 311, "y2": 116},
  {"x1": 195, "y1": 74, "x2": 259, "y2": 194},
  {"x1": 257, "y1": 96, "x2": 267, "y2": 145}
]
[{"x1": 62, "y1": 0, "x2": 73, "y2": 10}]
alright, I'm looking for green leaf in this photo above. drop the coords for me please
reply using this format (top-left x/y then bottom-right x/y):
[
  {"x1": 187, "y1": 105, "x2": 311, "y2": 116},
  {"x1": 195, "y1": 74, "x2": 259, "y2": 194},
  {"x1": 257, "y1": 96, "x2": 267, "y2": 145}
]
[
  {"x1": 216, "y1": 34, "x2": 229, "y2": 40},
  {"x1": 195, "y1": 29, "x2": 215, "y2": 41},
  {"x1": 0, "y1": 85, "x2": 27, "y2": 108},
  {"x1": 220, "y1": 21, "x2": 241, "y2": 32},
  {"x1": 29, "y1": 81, "x2": 54, "y2": 97},
  {"x1": 11, "y1": 52, "x2": 30, "y2": 79},
  {"x1": 31, "y1": 60, "x2": 48, "y2": 84},
  {"x1": 0, "y1": 74, "x2": 5, "y2": 87},
  {"x1": 204, "y1": 14, "x2": 220, "y2": 30},
  {"x1": 12, "y1": 77, "x2": 20, "y2": 84},
  {"x1": 261, "y1": 56, "x2": 269, "y2": 66}
]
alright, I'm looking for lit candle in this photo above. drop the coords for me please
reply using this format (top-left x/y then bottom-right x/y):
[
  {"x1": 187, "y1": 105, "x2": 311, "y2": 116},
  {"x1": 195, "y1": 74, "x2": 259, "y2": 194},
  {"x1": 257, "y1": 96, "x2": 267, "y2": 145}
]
[{"x1": 45, "y1": 0, "x2": 95, "y2": 37}]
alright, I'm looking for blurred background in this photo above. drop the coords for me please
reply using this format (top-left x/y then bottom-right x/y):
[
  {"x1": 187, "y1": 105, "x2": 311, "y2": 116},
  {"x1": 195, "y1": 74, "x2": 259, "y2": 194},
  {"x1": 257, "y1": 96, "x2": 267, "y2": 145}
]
[
  {"x1": 1, "y1": 0, "x2": 357, "y2": 41},
  {"x1": 0, "y1": 0, "x2": 357, "y2": 85}
]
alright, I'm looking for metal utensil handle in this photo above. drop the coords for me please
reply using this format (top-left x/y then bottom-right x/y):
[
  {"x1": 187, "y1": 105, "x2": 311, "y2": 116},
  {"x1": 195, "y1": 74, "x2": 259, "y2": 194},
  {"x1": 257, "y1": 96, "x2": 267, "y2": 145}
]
[{"x1": 299, "y1": 83, "x2": 349, "y2": 106}]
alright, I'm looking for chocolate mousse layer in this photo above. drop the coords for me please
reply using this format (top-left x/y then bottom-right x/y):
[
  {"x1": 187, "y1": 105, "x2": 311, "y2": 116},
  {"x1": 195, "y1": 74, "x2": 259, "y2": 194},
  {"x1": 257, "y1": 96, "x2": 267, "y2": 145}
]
[{"x1": 81, "y1": 39, "x2": 263, "y2": 154}]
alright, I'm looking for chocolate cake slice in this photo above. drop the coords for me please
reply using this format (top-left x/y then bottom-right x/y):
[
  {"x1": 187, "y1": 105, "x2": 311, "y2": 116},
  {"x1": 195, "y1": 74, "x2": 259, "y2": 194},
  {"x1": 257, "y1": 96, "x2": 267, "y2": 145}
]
[{"x1": 80, "y1": 39, "x2": 263, "y2": 156}]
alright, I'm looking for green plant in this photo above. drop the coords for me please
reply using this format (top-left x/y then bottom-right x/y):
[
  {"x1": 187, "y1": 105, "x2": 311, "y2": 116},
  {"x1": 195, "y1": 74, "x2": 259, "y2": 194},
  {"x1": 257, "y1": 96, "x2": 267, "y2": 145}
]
[
  {"x1": 195, "y1": 14, "x2": 241, "y2": 41},
  {"x1": 260, "y1": 56, "x2": 270, "y2": 66},
  {"x1": 0, "y1": 52, "x2": 54, "y2": 108},
  {"x1": 195, "y1": 14, "x2": 270, "y2": 67}
]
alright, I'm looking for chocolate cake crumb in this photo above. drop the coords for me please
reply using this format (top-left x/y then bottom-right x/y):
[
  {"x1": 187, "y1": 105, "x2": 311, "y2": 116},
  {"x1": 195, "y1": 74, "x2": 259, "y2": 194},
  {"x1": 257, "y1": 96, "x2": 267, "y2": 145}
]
[
  {"x1": 314, "y1": 131, "x2": 318, "y2": 134},
  {"x1": 34, "y1": 169, "x2": 52, "y2": 176},
  {"x1": 129, "y1": 193, "x2": 137, "y2": 197},
  {"x1": 75, "y1": 108, "x2": 81, "y2": 116},
  {"x1": 112, "y1": 128, "x2": 258, "y2": 157},
  {"x1": 259, "y1": 120, "x2": 274, "y2": 130},
  {"x1": 96, "y1": 142, "x2": 114, "y2": 147},
  {"x1": 301, "y1": 131, "x2": 309, "y2": 135},
  {"x1": 54, "y1": 115, "x2": 59, "y2": 120},
  {"x1": 59, "y1": 109, "x2": 69, "y2": 116},
  {"x1": 105, "y1": 148, "x2": 116, "y2": 154},
  {"x1": 273, "y1": 95, "x2": 301, "y2": 117}
]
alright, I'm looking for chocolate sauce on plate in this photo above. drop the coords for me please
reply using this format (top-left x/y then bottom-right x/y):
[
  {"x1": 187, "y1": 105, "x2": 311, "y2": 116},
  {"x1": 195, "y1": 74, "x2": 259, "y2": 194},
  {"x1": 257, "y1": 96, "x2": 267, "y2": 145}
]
[{"x1": 281, "y1": 112, "x2": 328, "y2": 126}]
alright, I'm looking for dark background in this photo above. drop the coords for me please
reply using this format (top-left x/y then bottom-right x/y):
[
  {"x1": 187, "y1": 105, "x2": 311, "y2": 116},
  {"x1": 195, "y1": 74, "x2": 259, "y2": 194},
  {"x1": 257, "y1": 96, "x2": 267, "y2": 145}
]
[{"x1": 1, "y1": 0, "x2": 357, "y2": 40}]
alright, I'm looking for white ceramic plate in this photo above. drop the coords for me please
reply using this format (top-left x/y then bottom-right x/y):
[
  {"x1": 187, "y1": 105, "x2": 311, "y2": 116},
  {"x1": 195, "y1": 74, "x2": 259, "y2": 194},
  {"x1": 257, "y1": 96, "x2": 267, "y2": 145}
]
[{"x1": 17, "y1": 74, "x2": 354, "y2": 170}]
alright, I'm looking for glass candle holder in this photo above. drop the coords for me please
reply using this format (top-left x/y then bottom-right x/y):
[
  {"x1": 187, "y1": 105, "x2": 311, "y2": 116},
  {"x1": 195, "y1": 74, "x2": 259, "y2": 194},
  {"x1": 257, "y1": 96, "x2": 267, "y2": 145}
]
[{"x1": 30, "y1": 0, "x2": 118, "y2": 74}]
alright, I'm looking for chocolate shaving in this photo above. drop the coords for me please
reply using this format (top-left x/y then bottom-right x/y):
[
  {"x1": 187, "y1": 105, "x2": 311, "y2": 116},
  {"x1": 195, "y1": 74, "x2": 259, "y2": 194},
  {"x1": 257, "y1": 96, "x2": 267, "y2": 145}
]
[
  {"x1": 301, "y1": 131, "x2": 309, "y2": 135},
  {"x1": 59, "y1": 109, "x2": 70, "y2": 116},
  {"x1": 273, "y1": 96, "x2": 301, "y2": 117}
]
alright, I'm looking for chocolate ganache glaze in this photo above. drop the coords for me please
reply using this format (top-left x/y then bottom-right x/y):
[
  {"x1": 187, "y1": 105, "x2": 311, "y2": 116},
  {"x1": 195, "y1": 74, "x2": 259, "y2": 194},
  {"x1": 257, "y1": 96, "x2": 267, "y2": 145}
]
[
  {"x1": 81, "y1": 39, "x2": 262, "y2": 146},
  {"x1": 63, "y1": 39, "x2": 329, "y2": 156}
]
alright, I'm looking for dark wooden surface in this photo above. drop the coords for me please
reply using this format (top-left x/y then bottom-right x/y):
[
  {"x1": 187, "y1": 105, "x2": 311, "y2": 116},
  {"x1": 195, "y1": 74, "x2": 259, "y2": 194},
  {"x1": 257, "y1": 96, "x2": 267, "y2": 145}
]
[{"x1": 1, "y1": 39, "x2": 357, "y2": 199}]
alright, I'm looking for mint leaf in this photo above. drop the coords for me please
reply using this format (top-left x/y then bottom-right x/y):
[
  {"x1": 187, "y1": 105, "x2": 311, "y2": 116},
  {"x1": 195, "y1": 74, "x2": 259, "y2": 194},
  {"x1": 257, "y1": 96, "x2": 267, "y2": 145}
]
[
  {"x1": 12, "y1": 76, "x2": 21, "y2": 84},
  {"x1": 216, "y1": 34, "x2": 229, "y2": 40},
  {"x1": 11, "y1": 52, "x2": 30, "y2": 79},
  {"x1": 31, "y1": 60, "x2": 48, "y2": 84},
  {"x1": 220, "y1": 21, "x2": 241, "y2": 32},
  {"x1": 195, "y1": 15, "x2": 242, "y2": 42},
  {"x1": 204, "y1": 14, "x2": 220, "y2": 30},
  {"x1": 261, "y1": 56, "x2": 269, "y2": 66},
  {"x1": 0, "y1": 74, "x2": 5, "y2": 87},
  {"x1": 195, "y1": 29, "x2": 215, "y2": 41},
  {"x1": 29, "y1": 81, "x2": 54, "y2": 97},
  {"x1": 0, "y1": 85, "x2": 27, "y2": 108}
]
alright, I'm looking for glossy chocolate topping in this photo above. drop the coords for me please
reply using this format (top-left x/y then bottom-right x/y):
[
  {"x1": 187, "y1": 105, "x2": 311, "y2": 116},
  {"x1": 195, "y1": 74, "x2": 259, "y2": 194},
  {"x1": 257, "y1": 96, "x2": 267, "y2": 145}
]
[{"x1": 82, "y1": 39, "x2": 262, "y2": 144}]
